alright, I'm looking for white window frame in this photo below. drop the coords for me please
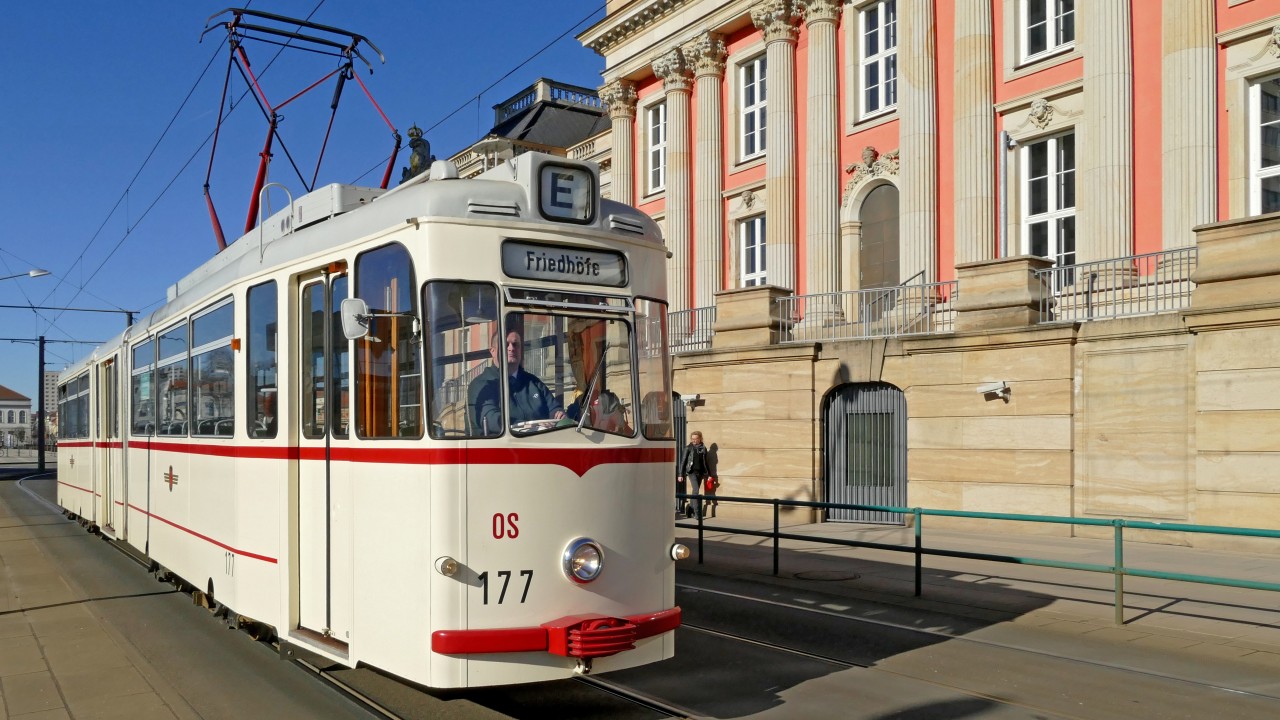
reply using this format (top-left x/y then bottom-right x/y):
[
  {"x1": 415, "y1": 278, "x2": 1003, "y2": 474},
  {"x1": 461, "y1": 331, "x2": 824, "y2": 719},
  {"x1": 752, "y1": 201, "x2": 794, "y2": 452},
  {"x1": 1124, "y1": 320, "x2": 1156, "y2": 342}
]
[
  {"x1": 1249, "y1": 73, "x2": 1280, "y2": 216},
  {"x1": 740, "y1": 54, "x2": 767, "y2": 161},
  {"x1": 739, "y1": 215, "x2": 767, "y2": 287},
  {"x1": 646, "y1": 101, "x2": 667, "y2": 194},
  {"x1": 1021, "y1": 132, "x2": 1076, "y2": 269},
  {"x1": 858, "y1": 0, "x2": 897, "y2": 120},
  {"x1": 1020, "y1": 0, "x2": 1075, "y2": 66}
]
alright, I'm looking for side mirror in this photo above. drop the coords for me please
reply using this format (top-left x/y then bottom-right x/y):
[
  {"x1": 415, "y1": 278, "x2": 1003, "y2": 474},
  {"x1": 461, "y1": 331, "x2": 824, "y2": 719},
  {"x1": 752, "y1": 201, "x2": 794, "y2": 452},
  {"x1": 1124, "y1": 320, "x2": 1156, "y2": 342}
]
[{"x1": 340, "y1": 297, "x2": 370, "y2": 340}]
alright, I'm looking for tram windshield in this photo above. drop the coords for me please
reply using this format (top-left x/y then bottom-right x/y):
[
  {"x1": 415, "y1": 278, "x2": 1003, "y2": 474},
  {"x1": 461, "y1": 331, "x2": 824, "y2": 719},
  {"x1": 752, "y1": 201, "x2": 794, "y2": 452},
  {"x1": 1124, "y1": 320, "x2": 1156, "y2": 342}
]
[{"x1": 424, "y1": 281, "x2": 672, "y2": 439}]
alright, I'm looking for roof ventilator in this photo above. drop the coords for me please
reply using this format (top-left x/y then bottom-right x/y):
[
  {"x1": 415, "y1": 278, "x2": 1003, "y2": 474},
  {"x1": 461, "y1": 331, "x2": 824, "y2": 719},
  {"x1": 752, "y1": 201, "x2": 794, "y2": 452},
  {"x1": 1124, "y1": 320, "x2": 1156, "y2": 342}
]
[{"x1": 608, "y1": 215, "x2": 645, "y2": 235}]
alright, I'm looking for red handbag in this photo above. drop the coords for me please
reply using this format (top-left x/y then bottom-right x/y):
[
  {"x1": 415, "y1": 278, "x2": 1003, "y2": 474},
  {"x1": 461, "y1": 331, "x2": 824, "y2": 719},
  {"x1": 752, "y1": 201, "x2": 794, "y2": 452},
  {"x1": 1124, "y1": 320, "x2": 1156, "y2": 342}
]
[{"x1": 704, "y1": 476, "x2": 717, "y2": 492}]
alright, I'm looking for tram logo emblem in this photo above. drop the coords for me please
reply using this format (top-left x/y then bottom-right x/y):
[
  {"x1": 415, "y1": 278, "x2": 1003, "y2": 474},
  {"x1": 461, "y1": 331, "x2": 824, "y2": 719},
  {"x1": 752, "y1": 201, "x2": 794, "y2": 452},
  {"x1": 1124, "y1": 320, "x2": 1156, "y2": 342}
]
[
  {"x1": 164, "y1": 466, "x2": 179, "y2": 491},
  {"x1": 69, "y1": 457, "x2": 75, "y2": 467}
]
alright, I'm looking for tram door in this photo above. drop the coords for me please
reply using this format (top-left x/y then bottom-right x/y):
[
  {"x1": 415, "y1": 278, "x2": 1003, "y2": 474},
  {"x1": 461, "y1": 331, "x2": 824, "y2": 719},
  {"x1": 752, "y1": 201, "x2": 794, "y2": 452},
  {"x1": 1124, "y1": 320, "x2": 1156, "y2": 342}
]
[
  {"x1": 97, "y1": 357, "x2": 121, "y2": 534},
  {"x1": 296, "y1": 270, "x2": 353, "y2": 646}
]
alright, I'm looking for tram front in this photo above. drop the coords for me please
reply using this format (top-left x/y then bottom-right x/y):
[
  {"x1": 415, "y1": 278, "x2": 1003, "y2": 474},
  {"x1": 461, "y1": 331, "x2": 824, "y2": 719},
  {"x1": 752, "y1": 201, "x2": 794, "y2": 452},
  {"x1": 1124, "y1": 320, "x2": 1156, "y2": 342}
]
[{"x1": 393, "y1": 155, "x2": 682, "y2": 687}]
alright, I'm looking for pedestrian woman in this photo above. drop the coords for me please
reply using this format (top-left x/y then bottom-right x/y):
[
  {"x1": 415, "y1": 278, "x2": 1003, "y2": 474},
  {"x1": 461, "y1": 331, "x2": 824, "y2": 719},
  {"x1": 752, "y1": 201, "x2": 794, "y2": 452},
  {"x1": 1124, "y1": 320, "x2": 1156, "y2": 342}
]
[{"x1": 678, "y1": 430, "x2": 710, "y2": 518}]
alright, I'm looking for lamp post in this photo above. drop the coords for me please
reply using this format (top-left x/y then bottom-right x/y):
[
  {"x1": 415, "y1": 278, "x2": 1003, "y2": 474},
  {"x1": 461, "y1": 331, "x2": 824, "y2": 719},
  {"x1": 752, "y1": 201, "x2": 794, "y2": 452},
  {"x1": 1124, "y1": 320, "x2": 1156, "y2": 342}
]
[{"x1": 0, "y1": 269, "x2": 50, "y2": 281}]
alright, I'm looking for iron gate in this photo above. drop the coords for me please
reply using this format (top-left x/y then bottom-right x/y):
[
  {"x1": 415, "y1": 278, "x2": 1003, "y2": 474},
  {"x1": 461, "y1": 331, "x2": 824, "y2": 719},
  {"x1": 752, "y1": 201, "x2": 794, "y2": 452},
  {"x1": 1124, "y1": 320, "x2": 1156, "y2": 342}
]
[{"x1": 823, "y1": 383, "x2": 907, "y2": 523}]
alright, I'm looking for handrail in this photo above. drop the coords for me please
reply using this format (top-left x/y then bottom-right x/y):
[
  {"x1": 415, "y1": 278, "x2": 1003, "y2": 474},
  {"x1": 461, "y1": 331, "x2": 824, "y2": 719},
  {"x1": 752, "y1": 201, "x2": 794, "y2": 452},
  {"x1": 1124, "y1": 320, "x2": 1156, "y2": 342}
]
[
  {"x1": 674, "y1": 493, "x2": 1280, "y2": 625},
  {"x1": 866, "y1": 269, "x2": 925, "y2": 309}
]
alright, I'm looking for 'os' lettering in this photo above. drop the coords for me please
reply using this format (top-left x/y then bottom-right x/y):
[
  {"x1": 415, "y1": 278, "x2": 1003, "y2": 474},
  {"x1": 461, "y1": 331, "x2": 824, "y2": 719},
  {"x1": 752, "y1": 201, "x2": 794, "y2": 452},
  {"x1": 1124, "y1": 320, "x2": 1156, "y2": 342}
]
[{"x1": 492, "y1": 512, "x2": 519, "y2": 539}]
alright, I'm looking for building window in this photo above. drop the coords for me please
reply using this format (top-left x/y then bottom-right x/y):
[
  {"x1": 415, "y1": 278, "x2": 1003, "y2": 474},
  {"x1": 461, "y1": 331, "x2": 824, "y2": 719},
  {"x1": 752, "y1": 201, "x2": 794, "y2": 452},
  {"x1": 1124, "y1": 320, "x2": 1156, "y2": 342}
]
[
  {"x1": 741, "y1": 55, "x2": 767, "y2": 160},
  {"x1": 1022, "y1": 133, "x2": 1076, "y2": 277},
  {"x1": 739, "y1": 215, "x2": 767, "y2": 287},
  {"x1": 1250, "y1": 74, "x2": 1280, "y2": 215},
  {"x1": 647, "y1": 102, "x2": 667, "y2": 193},
  {"x1": 859, "y1": 0, "x2": 897, "y2": 119},
  {"x1": 1022, "y1": 0, "x2": 1075, "y2": 64},
  {"x1": 19, "y1": 411, "x2": 25, "y2": 424}
]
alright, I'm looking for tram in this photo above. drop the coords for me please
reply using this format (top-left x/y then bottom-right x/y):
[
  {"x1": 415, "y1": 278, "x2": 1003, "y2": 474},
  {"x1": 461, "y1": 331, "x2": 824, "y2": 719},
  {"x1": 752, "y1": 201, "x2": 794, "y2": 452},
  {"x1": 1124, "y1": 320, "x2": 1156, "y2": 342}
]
[{"x1": 55, "y1": 151, "x2": 683, "y2": 688}]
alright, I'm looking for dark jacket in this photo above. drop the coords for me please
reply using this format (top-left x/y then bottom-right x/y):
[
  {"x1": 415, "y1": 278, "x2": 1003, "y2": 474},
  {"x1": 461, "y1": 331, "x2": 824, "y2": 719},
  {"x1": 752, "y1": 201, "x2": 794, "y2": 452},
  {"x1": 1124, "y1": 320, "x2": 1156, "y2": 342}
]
[
  {"x1": 468, "y1": 365, "x2": 563, "y2": 434},
  {"x1": 680, "y1": 441, "x2": 708, "y2": 476}
]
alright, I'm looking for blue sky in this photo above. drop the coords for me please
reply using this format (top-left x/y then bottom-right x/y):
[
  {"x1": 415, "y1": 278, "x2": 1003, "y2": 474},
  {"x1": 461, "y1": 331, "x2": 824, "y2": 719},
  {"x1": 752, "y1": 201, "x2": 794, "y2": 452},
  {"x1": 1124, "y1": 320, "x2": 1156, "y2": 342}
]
[{"x1": 0, "y1": 1, "x2": 606, "y2": 404}]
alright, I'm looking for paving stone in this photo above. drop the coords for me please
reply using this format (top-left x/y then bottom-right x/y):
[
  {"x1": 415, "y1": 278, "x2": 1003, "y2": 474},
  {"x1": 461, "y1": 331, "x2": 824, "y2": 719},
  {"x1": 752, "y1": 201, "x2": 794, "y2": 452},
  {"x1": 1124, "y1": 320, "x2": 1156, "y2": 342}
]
[
  {"x1": 1129, "y1": 633, "x2": 1203, "y2": 650},
  {"x1": 9, "y1": 709, "x2": 71, "y2": 720},
  {"x1": 0, "y1": 671, "x2": 65, "y2": 716},
  {"x1": 0, "y1": 635, "x2": 46, "y2": 677},
  {"x1": 57, "y1": 664, "x2": 152, "y2": 706},
  {"x1": 1082, "y1": 626, "x2": 1149, "y2": 643},
  {"x1": 72, "y1": 692, "x2": 176, "y2": 720}
]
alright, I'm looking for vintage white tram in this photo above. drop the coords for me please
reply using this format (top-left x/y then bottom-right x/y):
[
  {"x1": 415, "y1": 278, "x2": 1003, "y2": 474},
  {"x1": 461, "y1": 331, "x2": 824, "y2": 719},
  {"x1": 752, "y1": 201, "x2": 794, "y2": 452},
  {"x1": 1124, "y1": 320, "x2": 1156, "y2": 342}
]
[{"x1": 55, "y1": 152, "x2": 683, "y2": 688}]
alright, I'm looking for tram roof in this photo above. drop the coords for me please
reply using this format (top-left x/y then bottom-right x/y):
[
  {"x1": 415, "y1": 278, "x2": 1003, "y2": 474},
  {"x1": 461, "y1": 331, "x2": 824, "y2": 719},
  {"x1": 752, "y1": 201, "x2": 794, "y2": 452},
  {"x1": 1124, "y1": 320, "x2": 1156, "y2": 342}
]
[{"x1": 58, "y1": 152, "x2": 662, "y2": 381}]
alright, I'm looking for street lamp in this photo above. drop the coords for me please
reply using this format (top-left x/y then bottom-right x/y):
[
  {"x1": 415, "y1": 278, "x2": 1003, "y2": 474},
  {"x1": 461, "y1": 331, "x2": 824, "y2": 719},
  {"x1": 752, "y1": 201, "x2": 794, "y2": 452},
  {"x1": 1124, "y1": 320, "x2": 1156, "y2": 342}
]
[{"x1": 0, "y1": 269, "x2": 50, "y2": 281}]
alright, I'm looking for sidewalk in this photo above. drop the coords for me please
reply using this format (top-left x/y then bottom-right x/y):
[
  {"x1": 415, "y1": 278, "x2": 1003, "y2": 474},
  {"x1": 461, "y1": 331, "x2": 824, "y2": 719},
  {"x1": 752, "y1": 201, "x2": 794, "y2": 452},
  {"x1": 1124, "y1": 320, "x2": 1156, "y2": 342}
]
[{"x1": 675, "y1": 514, "x2": 1280, "y2": 676}]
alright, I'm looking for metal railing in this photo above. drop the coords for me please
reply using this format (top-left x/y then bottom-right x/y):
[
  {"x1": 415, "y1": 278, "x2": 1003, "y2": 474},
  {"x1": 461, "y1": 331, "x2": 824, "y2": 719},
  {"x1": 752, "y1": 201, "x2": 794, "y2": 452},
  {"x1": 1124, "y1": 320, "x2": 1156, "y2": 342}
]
[
  {"x1": 778, "y1": 279, "x2": 958, "y2": 343},
  {"x1": 669, "y1": 306, "x2": 716, "y2": 354},
  {"x1": 674, "y1": 493, "x2": 1280, "y2": 625},
  {"x1": 1035, "y1": 247, "x2": 1197, "y2": 323}
]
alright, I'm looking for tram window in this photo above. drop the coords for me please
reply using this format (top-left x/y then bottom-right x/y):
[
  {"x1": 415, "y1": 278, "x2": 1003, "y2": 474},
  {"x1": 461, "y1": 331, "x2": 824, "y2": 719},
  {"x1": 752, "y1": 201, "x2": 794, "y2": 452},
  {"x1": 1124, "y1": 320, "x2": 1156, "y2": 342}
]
[
  {"x1": 302, "y1": 282, "x2": 327, "y2": 439},
  {"x1": 247, "y1": 282, "x2": 278, "y2": 439},
  {"x1": 355, "y1": 243, "x2": 421, "y2": 439},
  {"x1": 504, "y1": 311, "x2": 635, "y2": 438},
  {"x1": 75, "y1": 375, "x2": 89, "y2": 440},
  {"x1": 192, "y1": 299, "x2": 234, "y2": 437},
  {"x1": 57, "y1": 384, "x2": 69, "y2": 439},
  {"x1": 131, "y1": 339, "x2": 155, "y2": 436},
  {"x1": 636, "y1": 298, "x2": 674, "y2": 440},
  {"x1": 424, "y1": 281, "x2": 501, "y2": 439},
  {"x1": 331, "y1": 274, "x2": 350, "y2": 438},
  {"x1": 156, "y1": 323, "x2": 189, "y2": 436}
]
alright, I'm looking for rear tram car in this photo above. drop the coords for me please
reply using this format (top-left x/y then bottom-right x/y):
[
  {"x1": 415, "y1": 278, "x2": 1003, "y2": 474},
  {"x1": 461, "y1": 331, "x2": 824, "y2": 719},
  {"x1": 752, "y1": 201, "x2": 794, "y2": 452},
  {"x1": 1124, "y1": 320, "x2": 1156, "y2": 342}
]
[{"x1": 55, "y1": 153, "x2": 683, "y2": 688}]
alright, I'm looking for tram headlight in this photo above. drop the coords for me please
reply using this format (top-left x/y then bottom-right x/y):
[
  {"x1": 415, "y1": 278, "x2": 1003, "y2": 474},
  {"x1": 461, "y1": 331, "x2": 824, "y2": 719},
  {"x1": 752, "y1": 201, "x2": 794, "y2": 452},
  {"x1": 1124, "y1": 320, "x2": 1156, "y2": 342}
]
[{"x1": 562, "y1": 538, "x2": 605, "y2": 584}]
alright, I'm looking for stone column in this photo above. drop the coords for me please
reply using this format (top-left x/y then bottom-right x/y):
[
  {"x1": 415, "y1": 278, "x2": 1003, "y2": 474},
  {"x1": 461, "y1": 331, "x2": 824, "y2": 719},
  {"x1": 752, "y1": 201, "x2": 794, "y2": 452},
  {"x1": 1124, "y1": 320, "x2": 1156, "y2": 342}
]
[
  {"x1": 654, "y1": 48, "x2": 694, "y2": 313},
  {"x1": 801, "y1": 0, "x2": 842, "y2": 317},
  {"x1": 751, "y1": 0, "x2": 801, "y2": 294},
  {"x1": 1080, "y1": 0, "x2": 1134, "y2": 262},
  {"x1": 953, "y1": 0, "x2": 995, "y2": 264},
  {"x1": 898, "y1": 0, "x2": 938, "y2": 284},
  {"x1": 1162, "y1": 0, "x2": 1215, "y2": 250},
  {"x1": 598, "y1": 79, "x2": 638, "y2": 206},
  {"x1": 682, "y1": 32, "x2": 727, "y2": 311}
]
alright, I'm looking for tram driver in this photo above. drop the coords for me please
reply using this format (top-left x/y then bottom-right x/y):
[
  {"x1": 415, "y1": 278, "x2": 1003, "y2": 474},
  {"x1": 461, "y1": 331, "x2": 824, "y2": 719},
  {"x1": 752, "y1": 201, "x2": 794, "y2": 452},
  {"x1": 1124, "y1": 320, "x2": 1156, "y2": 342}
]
[{"x1": 469, "y1": 326, "x2": 566, "y2": 435}]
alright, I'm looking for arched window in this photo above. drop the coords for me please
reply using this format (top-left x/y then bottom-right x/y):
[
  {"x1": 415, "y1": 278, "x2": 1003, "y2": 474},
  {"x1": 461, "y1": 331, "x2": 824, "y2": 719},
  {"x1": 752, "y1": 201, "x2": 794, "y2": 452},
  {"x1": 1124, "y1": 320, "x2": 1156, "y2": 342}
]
[
  {"x1": 6, "y1": 410, "x2": 13, "y2": 423},
  {"x1": 19, "y1": 411, "x2": 25, "y2": 424}
]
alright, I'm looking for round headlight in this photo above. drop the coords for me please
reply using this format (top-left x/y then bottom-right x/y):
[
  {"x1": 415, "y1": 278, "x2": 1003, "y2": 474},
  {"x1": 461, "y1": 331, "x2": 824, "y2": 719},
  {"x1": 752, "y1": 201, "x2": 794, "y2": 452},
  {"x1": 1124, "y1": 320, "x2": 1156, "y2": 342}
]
[{"x1": 563, "y1": 538, "x2": 605, "y2": 584}]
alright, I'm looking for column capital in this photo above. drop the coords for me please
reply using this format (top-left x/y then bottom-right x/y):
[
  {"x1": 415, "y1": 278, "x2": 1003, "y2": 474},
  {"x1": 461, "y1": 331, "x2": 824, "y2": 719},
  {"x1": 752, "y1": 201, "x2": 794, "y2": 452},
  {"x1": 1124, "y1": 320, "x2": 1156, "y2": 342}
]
[
  {"x1": 681, "y1": 32, "x2": 727, "y2": 78},
  {"x1": 598, "y1": 79, "x2": 637, "y2": 119},
  {"x1": 798, "y1": 0, "x2": 841, "y2": 25},
  {"x1": 750, "y1": 0, "x2": 801, "y2": 44},
  {"x1": 653, "y1": 47, "x2": 693, "y2": 92}
]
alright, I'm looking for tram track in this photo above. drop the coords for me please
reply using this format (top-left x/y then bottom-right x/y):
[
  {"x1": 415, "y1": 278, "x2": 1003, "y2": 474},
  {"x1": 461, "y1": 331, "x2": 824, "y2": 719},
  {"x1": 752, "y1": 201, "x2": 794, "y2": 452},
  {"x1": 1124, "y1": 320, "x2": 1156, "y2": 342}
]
[{"x1": 671, "y1": 579, "x2": 1280, "y2": 716}]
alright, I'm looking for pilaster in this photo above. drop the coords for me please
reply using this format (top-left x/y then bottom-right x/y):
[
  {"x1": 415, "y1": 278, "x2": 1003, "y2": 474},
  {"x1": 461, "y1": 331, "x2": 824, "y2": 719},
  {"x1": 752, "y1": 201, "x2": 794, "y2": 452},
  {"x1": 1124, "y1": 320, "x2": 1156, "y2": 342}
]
[
  {"x1": 801, "y1": 0, "x2": 842, "y2": 317},
  {"x1": 683, "y1": 32, "x2": 727, "y2": 310},
  {"x1": 598, "y1": 79, "x2": 637, "y2": 206},
  {"x1": 953, "y1": 0, "x2": 996, "y2": 264},
  {"x1": 899, "y1": 0, "x2": 938, "y2": 284},
  {"x1": 654, "y1": 48, "x2": 694, "y2": 312},
  {"x1": 1079, "y1": 0, "x2": 1134, "y2": 262},
  {"x1": 751, "y1": 0, "x2": 802, "y2": 294},
  {"x1": 1161, "y1": 0, "x2": 1216, "y2": 249}
]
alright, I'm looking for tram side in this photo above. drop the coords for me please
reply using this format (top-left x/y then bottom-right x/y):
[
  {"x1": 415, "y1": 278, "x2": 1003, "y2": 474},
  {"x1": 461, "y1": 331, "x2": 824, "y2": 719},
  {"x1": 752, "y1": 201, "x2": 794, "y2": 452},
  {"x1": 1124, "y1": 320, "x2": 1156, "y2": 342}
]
[{"x1": 55, "y1": 152, "x2": 682, "y2": 689}]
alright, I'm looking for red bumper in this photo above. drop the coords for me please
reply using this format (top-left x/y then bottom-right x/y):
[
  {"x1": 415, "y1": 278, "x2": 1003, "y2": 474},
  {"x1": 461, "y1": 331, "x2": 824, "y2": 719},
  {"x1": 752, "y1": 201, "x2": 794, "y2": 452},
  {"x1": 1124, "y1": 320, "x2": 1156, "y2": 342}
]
[{"x1": 431, "y1": 607, "x2": 681, "y2": 659}]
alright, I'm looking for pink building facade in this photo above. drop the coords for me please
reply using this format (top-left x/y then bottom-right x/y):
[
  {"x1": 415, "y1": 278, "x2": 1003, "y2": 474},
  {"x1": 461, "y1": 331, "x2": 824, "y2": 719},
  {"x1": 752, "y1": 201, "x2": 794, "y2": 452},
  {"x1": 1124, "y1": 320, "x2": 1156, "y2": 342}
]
[{"x1": 582, "y1": 0, "x2": 1280, "y2": 313}]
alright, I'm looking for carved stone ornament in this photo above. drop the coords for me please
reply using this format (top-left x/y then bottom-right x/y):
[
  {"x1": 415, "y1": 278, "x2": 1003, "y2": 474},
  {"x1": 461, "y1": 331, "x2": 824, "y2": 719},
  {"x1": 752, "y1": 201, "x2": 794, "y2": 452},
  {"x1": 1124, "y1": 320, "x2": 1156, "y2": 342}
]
[
  {"x1": 1269, "y1": 24, "x2": 1280, "y2": 58},
  {"x1": 842, "y1": 148, "x2": 899, "y2": 204},
  {"x1": 741, "y1": 189, "x2": 757, "y2": 210},
  {"x1": 598, "y1": 79, "x2": 638, "y2": 118},
  {"x1": 798, "y1": 0, "x2": 841, "y2": 25},
  {"x1": 1028, "y1": 98, "x2": 1055, "y2": 130},
  {"x1": 681, "y1": 32, "x2": 727, "y2": 77},
  {"x1": 652, "y1": 47, "x2": 693, "y2": 92},
  {"x1": 750, "y1": 0, "x2": 801, "y2": 44}
]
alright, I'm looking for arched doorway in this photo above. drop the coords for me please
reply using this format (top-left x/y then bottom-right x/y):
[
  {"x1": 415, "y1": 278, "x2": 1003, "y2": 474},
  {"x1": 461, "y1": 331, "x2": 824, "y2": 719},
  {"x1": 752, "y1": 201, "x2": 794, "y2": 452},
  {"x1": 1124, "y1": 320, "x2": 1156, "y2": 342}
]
[
  {"x1": 859, "y1": 184, "x2": 900, "y2": 321},
  {"x1": 823, "y1": 382, "x2": 906, "y2": 523}
]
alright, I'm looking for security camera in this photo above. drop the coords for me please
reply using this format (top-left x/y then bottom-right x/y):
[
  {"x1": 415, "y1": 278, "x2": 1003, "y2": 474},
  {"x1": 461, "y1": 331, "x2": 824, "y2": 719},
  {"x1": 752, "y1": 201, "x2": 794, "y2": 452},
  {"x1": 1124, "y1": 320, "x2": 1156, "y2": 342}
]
[{"x1": 976, "y1": 381, "x2": 1008, "y2": 395}]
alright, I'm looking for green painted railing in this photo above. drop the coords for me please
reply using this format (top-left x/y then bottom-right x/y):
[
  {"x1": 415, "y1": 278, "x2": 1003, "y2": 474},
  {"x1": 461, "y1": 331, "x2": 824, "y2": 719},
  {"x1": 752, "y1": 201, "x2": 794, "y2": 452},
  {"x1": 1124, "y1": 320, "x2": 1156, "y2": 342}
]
[{"x1": 674, "y1": 494, "x2": 1280, "y2": 625}]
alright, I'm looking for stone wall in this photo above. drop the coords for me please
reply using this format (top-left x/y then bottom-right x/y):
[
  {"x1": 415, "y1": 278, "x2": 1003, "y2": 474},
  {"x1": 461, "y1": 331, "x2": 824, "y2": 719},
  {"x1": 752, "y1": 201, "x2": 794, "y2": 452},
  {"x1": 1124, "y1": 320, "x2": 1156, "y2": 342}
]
[{"x1": 671, "y1": 214, "x2": 1280, "y2": 549}]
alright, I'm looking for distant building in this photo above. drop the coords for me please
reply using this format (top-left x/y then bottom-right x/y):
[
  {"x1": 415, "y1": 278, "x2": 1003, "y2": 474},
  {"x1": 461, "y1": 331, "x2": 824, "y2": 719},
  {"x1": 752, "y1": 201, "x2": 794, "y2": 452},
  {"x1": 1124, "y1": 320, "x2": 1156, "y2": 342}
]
[
  {"x1": 0, "y1": 384, "x2": 32, "y2": 445},
  {"x1": 447, "y1": 78, "x2": 611, "y2": 190}
]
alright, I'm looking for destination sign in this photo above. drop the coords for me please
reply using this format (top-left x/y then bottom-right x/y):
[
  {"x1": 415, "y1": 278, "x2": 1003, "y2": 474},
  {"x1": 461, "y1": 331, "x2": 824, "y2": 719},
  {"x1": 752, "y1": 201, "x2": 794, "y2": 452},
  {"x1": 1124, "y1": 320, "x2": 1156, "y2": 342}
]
[
  {"x1": 501, "y1": 241, "x2": 627, "y2": 287},
  {"x1": 538, "y1": 163, "x2": 595, "y2": 223}
]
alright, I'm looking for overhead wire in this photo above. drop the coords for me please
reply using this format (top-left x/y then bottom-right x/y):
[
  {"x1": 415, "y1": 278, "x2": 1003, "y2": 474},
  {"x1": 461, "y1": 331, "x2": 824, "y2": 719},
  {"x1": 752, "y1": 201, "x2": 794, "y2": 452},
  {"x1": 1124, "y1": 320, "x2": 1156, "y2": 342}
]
[
  {"x1": 37, "y1": 0, "x2": 328, "y2": 337},
  {"x1": 351, "y1": 1, "x2": 606, "y2": 185}
]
